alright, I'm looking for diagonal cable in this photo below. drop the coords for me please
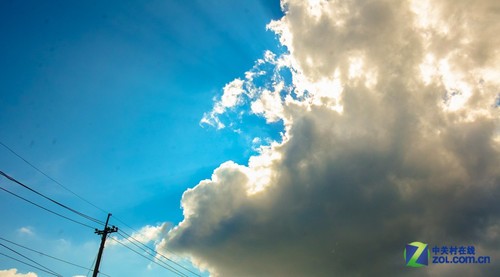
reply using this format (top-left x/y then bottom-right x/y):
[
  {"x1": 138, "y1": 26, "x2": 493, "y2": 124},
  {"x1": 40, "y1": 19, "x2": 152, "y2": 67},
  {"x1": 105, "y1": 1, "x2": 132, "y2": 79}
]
[
  {"x1": 0, "y1": 170, "x2": 104, "y2": 225},
  {"x1": 0, "y1": 243, "x2": 62, "y2": 277},
  {"x1": 0, "y1": 141, "x2": 108, "y2": 214},
  {"x1": 0, "y1": 237, "x2": 110, "y2": 277},
  {"x1": 0, "y1": 185, "x2": 95, "y2": 229}
]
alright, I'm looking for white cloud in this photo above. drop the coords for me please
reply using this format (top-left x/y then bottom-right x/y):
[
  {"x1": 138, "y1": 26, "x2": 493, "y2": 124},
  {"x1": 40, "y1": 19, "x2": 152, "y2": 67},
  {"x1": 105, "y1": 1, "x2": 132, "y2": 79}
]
[
  {"x1": 250, "y1": 83, "x2": 285, "y2": 123},
  {"x1": 164, "y1": 0, "x2": 500, "y2": 276},
  {"x1": 220, "y1": 79, "x2": 245, "y2": 108},
  {"x1": 201, "y1": 79, "x2": 246, "y2": 129},
  {"x1": 110, "y1": 223, "x2": 168, "y2": 246},
  {"x1": 0, "y1": 269, "x2": 37, "y2": 277},
  {"x1": 17, "y1": 227, "x2": 34, "y2": 236},
  {"x1": 127, "y1": 223, "x2": 168, "y2": 244}
]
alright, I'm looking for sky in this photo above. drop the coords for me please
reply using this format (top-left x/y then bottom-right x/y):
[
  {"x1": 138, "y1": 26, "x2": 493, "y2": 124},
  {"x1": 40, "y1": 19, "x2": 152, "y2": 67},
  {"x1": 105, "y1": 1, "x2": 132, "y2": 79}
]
[
  {"x1": 0, "y1": 0, "x2": 282, "y2": 276},
  {"x1": 1, "y1": 0, "x2": 500, "y2": 277}
]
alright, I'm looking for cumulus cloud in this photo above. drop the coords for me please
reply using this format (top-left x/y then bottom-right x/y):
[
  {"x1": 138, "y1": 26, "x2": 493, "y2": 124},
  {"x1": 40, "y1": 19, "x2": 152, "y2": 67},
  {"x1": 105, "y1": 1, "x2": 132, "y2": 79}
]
[
  {"x1": 201, "y1": 78, "x2": 246, "y2": 129},
  {"x1": 110, "y1": 223, "x2": 168, "y2": 246},
  {"x1": 163, "y1": 0, "x2": 500, "y2": 276},
  {"x1": 0, "y1": 269, "x2": 37, "y2": 277}
]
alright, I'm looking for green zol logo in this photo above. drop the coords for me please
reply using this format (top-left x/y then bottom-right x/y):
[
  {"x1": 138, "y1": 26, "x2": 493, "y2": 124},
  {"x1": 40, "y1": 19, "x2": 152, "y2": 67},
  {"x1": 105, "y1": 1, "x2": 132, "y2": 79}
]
[{"x1": 404, "y1": 241, "x2": 430, "y2": 267}]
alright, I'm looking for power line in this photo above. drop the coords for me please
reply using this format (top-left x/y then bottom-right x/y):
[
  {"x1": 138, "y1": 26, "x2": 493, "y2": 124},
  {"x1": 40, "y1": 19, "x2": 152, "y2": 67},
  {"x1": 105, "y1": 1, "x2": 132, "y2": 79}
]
[
  {"x1": 116, "y1": 228, "x2": 200, "y2": 277},
  {"x1": 86, "y1": 254, "x2": 98, "y2": 277},
  {"x1": 0, "y1": 170, "x2": 104, "y2": 225},
  {"x1": 111, "y1": 216, "x2": 195, "y2": 268},
  {"x1": 112, "y1": 216, "x2": 183, "y2": 259},
  {"x1": 0, "y1": 252, "x2": 61, "y2": 277},
  {"x1": 114, "y1": 233, "x2": 187, "y2": 277},
  {"x1": 109, "y1": 236, "x2": 186, "y2": 277},
  {"x1": 0, "y1": 237, "x2": 111, "y2": 277},
  {"x1": 0, "y1": 185, "x2": 95, "y2": 229},
  {"x1": 0, "y1": 243, "x2": 62, "y2": 277},
  {"x1": 0, "y1": 142, "x2": 198, "y2": 275},
  {"x1": 114, "y1": 232, "x2": 188, "y2": 277},
  {"x1": 0, "y1": 141, "x2": 108, "y2": 214}
]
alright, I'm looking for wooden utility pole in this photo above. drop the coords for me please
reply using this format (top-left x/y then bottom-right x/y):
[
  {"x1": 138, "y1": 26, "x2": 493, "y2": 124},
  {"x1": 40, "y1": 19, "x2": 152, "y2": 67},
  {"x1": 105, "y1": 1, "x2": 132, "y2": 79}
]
[{"x1": 93, "y1": 213, "x2": 118, "y2": 277}]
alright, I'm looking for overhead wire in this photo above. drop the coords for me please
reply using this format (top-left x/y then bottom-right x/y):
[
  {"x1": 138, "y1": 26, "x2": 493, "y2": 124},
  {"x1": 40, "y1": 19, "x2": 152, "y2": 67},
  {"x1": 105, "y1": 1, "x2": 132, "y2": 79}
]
[
  {"x1": 112, "y1": 216, "x2": 184, "y2": 260},
  {"x1": 0, "y1": 141, "x2": 199, "y2": 275},
  {"x1": 0, "y1": 237, "x2": 111, "y2": 277},
  {"x1": 0, "y1": 185, "x2": 95, "y2": 229},
  {"x1": 114, "y1": 231, "x2": 189, "y2": 277},
  {"x1": 0, "y1": 242, "x2": 62, "y2": 277},
  {"x1": 0, "y1": 141, "x2": 108, "y2": 214},
  {"x1": 116, "y1": 228, "x2": 200, "y2": 277},
  {"x1": 0, "y1": 252, "x2": 61, "y2": 277},
  {"x1": 0, "y1": 170, "x2": 104, "y2": 226},
  {"x1": 86, "y1": 254, "x2": 98, "y2": 277},
  {"x1": 109, "y1": 236, "x2": 186, "y2": 277}
]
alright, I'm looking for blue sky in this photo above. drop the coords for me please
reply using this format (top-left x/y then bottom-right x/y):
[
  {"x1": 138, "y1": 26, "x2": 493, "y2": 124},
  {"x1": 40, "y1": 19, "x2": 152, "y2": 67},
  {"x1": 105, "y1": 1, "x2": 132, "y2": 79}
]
[{"x1": 0, "y1": 1, "x2": 283, "y2": 276}]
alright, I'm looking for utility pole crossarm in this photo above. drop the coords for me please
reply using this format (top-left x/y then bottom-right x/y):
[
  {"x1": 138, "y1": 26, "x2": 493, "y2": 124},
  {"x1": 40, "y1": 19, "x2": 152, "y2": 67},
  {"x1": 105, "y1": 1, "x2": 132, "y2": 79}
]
[{"x1": 93, "y1": 213, "x2": 118, "y2": 277}]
